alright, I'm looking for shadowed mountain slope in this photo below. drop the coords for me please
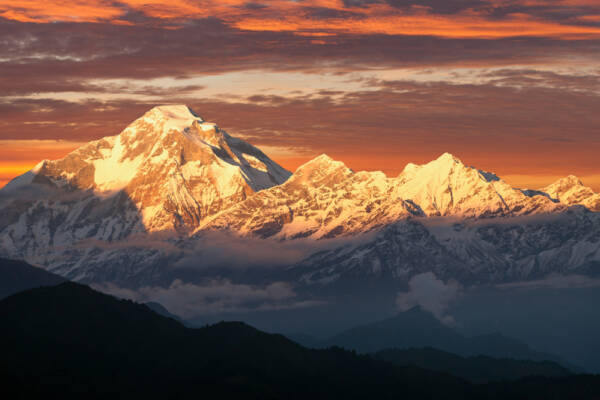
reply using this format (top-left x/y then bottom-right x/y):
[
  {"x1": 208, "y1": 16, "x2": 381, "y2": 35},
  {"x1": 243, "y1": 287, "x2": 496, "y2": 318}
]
[
  {"x1": 0, "y1": 257, "x2": 66, "y2": 299},
  {"x1": 321, "y1": 307, "x2": 569, "y2": 365}
]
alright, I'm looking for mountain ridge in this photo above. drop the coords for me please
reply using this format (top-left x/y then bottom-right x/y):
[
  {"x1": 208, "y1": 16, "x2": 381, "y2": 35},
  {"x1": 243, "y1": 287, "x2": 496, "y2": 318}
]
[
  {"x1": 0, "y1": 258, "x2": 66, "y2": 299},
  {"x1": 0, "y1": 105, "x2": 599, "y2": 287},
  {"x1": 319, "y1": 307, "x2": 566, "y2": 363}
]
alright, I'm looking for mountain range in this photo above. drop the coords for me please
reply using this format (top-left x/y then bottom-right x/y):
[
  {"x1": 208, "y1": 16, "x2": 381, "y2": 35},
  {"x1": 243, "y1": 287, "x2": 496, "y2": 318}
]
[{"x1": 1, "y1": 105, "x2": 599, "y2": 289}]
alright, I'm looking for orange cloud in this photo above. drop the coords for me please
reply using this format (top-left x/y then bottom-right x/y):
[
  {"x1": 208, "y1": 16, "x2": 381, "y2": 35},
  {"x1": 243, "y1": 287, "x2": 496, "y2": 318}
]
[
  {"x1": 1, "y1": 0, "x2": 600, "y2": 39},
  {"x1": 0, "y1": 0, "x2": 123, "y2": 23},
  {"x1": 578, "y1": 15, "x2": 600, "y2": 22},
  {"x1": 234, "y1": 12, "x2": 600, "y2": 39}
]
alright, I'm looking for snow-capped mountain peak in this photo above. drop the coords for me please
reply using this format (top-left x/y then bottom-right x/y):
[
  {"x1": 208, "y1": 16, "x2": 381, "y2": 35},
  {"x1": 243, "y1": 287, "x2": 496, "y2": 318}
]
[
  {"x1": 302, "y1": 153, "x2": 336, "y2": 165},
  {"x1": 399, "y1": 153, "x2": 467, "y2": 182},
  {"x1": 295, "y1": 154, "x2": 347, "y2": 171},
  {"x1": 289, "y1": 154, "x2": 353, "y2": 187},
  {"x1": 543, "y1": 175, "x2": 600, "y2": 211},
  {"x1": 151, "y1": 104, "x2": 202, "y2": 119},
  {"x1": 394, "y1": 153, "x2": 558, "y2": 217},
  {"x1": 140, "y1": 105, "x2": 234, "y2": 149},
  {"x1": 435, "y1": 151, "x2": 462, "y2": 164},
  {"x1": 2, "y1": 105, "x2": 291, "y2": 236},
  {"x1": 1, "y1": 108, "x2": 599, "y2": 287},
  {"x1": 142, "y1": 104, "x2": 203, "y2": 134},
  {"x1": 125, "y1": 104, "x2": 228, "y2": 146},
  {"x1": 545, "y1": 175, "x2": 585, "y2": 194}
]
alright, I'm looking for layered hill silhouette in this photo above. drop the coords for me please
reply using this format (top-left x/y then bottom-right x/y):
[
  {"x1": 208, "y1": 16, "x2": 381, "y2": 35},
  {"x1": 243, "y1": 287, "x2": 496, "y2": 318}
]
[
  {"x1": 290, "y1": 306, "x2": 572, "y2": 368},
  {"x1": 374, "y1": 347, "x2": 571, "y2": 383},
  {"x1": 145, "y1": 300, "x2": 183, "y2": 322},
  {"x1": 0, "y1": 282, "x2": 469, "y2": 399},
  {"x1": 1, "y1": 282, "x2": 600, "y2": 399},
  {"x1": 0, "y1": 257, "x2": 65, "y2": 299}
]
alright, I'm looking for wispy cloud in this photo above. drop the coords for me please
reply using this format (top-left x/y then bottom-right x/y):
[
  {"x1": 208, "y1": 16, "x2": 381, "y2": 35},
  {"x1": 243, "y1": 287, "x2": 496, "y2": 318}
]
[
  {"x1": 396, "y1": 272, "x2": 463, "y2": 325},
  {"x1": 95, "y1": 279, "x2": 323, "y2": 318}
]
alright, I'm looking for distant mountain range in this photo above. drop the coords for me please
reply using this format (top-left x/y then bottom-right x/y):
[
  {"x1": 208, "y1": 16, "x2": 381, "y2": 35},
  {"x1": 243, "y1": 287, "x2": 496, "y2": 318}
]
[
  {"x1": 287, "y1": 306, "x2": 574, "y2": 369},
  {"x1": 0, "y1": 105, "x2": 598, "y2": 289},
  {"x1": 2, "y1": 281, "x2": 599, "y2": 399}
]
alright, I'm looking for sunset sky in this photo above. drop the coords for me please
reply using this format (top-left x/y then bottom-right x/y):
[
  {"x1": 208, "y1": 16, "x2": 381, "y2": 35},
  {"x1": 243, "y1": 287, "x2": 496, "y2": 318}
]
[{"x1": 1, "y1": 0, "x2": 599, "y2": 190}]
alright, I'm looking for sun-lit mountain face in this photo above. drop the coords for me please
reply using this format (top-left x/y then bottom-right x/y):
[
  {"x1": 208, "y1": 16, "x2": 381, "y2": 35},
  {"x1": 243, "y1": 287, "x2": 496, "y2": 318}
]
[
  {"x1": 200, "y1": 151, "x2": 566, "y2": 240},
  {"x1": 542, "y1": 175, "x2": 600, "y2": 212},
  {"x1": 0, "y1": 106, "x2": 599, "y2": 287},
  {"x1": 3, "y1": 105, "x2": 291, "y2": 234}
]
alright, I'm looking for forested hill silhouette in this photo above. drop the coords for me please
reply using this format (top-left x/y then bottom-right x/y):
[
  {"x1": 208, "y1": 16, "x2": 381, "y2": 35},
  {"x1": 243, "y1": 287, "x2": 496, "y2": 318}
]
[
  {"x1": 0, "y1": 282, "x2": 469, "y2": 399},
  {"x1": 2, "y1": 282, "x2": 600, "y2": 399},
  {"x1": 374, "y1": 347, "x2": 571, "y2": 383},
  {"x1": 0, "y1": 257, "x2": 65, "y2": 299}
]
